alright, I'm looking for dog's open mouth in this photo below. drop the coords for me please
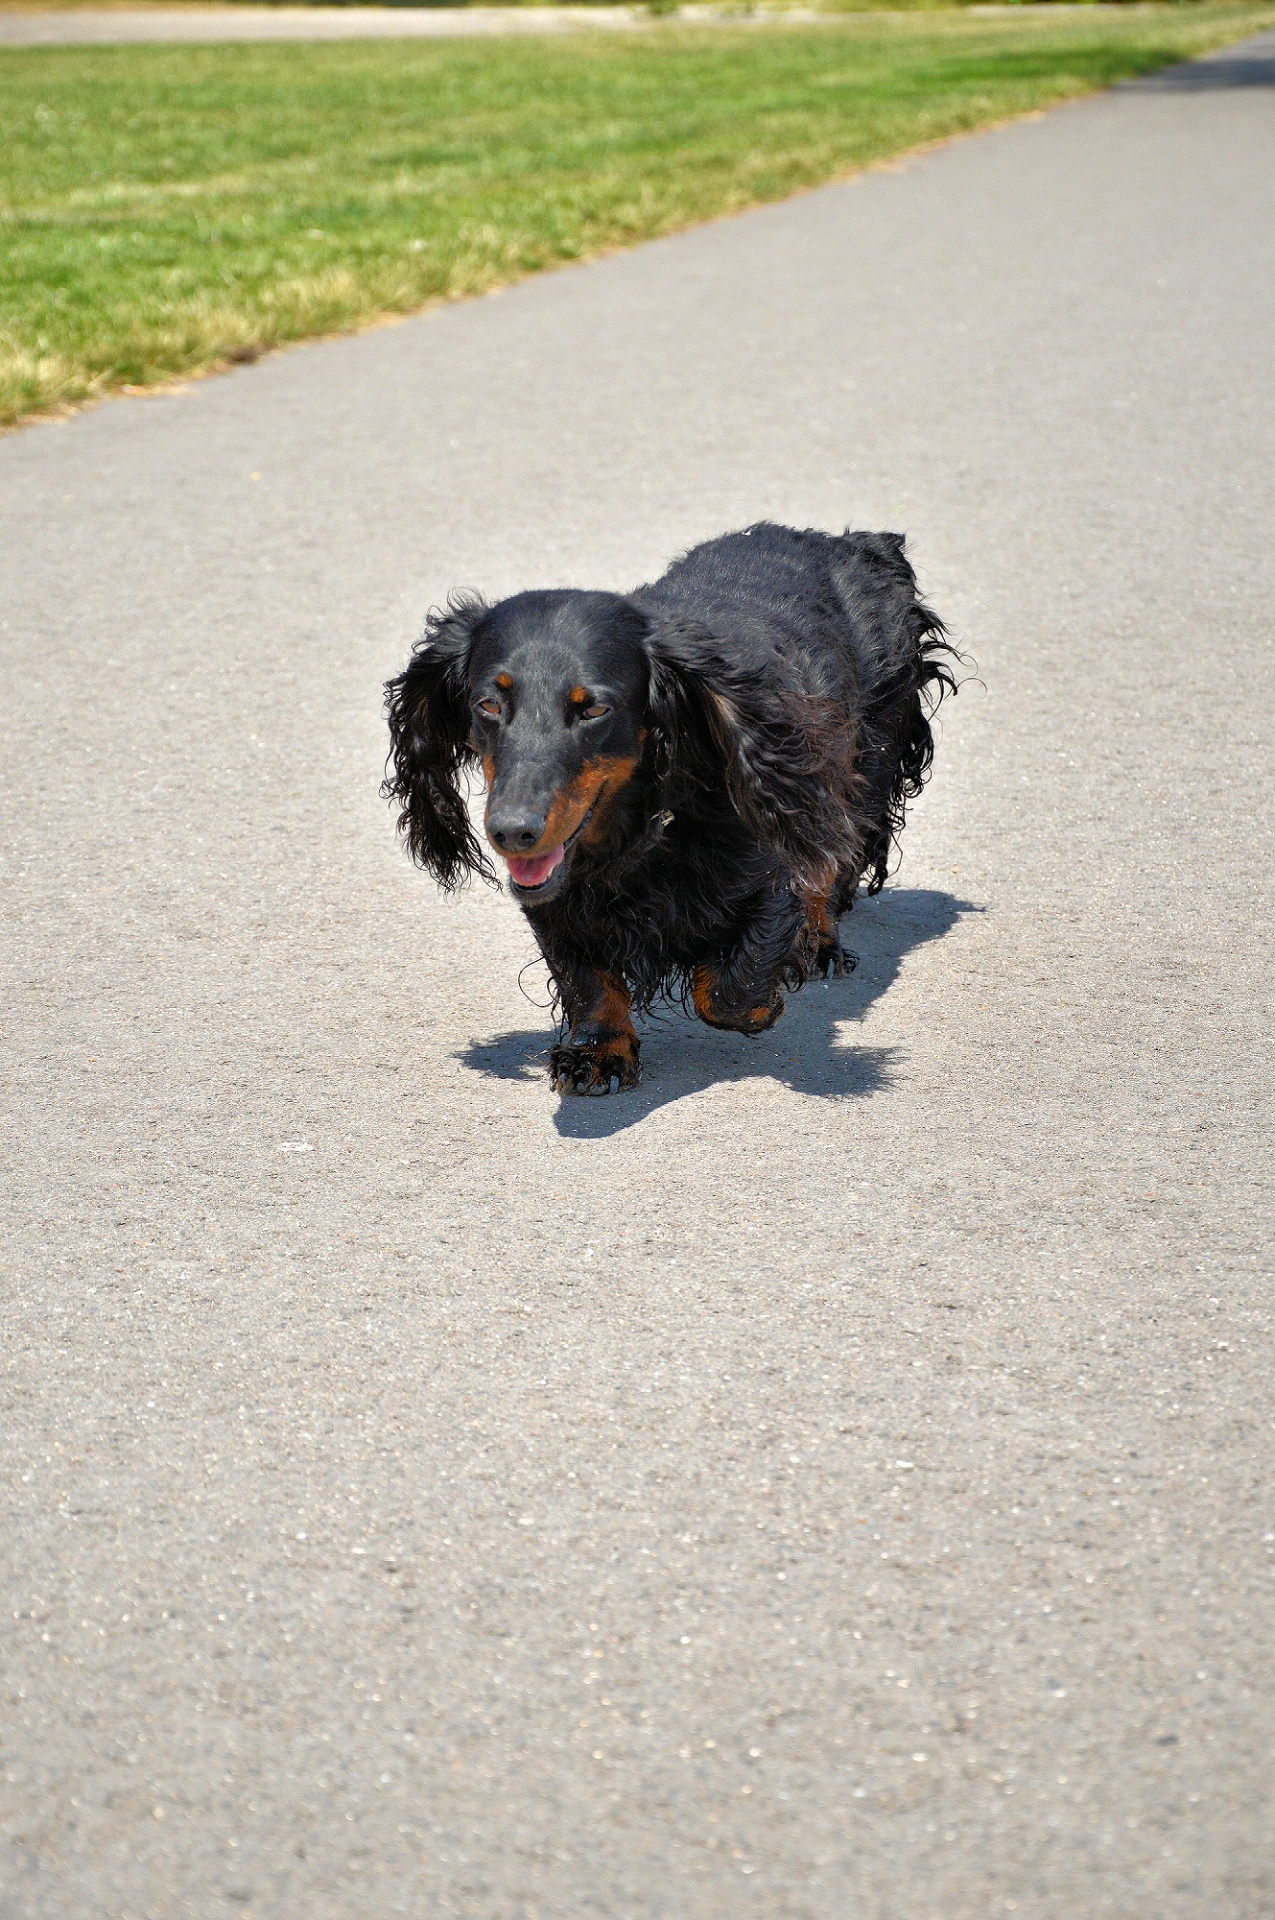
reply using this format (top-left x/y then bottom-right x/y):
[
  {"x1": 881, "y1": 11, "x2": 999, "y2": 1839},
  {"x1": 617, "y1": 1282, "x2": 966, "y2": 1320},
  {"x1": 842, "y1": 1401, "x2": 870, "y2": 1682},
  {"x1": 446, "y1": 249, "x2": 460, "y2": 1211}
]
[
  {"x1": 501, "y1": 805, "x2": 595, "y2": 898},
  {"x1": 506, "y1": 845, "x2": 565, "y2": 891}
]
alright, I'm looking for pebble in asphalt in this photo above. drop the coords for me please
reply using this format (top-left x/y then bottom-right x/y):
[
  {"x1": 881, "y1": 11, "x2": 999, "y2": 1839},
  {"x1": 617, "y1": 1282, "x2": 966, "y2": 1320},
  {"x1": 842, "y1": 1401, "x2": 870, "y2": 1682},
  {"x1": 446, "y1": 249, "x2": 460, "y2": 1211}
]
[{"x1": 1, "y1": 35, "x2": 1273, "y2": 1920}]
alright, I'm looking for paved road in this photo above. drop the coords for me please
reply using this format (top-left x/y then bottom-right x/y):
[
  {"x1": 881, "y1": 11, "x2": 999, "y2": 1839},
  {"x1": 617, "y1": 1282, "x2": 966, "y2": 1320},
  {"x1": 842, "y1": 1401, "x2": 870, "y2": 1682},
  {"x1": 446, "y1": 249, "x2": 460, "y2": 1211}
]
[
  {"x1": 3, "y1": 34, "x2": 1274, "y2": 1920},
  {"x1": 0, "y1": 4, "x2": 759, "y2": 46}
]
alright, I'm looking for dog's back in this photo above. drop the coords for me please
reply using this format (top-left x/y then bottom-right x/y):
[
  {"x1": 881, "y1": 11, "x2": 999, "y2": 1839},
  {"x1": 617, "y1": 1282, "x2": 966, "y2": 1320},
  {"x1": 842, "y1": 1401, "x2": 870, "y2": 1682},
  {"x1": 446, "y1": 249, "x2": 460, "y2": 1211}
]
[{"x1": 638, "y1": 523, "x2": 953, "y2": 891}]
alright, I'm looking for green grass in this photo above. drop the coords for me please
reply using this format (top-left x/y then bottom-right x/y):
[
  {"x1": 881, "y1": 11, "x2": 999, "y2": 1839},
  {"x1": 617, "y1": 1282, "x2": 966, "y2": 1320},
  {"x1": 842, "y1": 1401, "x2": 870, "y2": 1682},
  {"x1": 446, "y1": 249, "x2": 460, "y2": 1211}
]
[{"x1": 2, "y1": 4, "x2": 1271, "y2": 427}]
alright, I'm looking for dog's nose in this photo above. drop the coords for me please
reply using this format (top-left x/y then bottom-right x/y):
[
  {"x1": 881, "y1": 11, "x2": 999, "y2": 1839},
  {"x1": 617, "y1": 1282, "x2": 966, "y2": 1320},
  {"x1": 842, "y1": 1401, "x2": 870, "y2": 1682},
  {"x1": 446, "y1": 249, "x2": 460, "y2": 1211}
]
[{"x1": 487, "y1": 809, "x2": 548, "y2": 854}]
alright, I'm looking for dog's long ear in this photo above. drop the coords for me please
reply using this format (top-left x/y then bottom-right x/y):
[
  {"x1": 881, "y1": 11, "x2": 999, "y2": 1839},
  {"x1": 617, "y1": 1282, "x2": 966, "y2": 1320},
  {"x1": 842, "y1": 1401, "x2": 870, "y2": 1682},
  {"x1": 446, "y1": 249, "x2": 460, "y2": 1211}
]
[
  {"x1": 644, "y1": 617, "x2": 857, "y2": 891},
  {"x1": 383, "y1": 596, "x2": 496, "y2": 889}
]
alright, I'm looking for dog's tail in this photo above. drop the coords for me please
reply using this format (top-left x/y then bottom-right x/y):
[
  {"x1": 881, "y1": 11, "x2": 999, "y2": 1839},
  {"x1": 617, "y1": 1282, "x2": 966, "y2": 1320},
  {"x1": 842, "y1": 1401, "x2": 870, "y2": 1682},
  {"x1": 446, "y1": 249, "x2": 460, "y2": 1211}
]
[{"x1": 831, "y1": 531, "x2": 960, "y2": 899}]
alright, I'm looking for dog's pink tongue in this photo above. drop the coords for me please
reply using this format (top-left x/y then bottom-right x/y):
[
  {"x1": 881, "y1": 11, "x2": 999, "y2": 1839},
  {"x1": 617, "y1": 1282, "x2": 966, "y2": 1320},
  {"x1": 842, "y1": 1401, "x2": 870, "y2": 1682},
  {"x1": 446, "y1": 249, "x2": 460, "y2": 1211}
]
[{"x1": 506, "y1": 845, "x2": 564, "y2": 889}]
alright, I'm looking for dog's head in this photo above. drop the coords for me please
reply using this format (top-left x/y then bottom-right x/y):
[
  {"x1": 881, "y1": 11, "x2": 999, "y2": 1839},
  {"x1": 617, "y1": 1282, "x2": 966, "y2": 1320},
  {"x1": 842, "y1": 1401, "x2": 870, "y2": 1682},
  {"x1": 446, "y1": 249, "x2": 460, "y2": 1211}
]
[
  {"x1": 384, "y1": 587, "x2": 856, "y2": 903},
  {"x1": 384, "y1": 590, "x2": 650, "y2": 905}
]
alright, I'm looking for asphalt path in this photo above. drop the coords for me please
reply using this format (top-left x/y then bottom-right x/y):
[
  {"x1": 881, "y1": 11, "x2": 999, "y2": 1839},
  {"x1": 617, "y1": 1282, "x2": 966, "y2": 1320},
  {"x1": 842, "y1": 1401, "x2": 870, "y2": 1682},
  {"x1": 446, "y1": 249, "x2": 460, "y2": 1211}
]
[
  {"x1": 2, "y1": 34, "x2": 1273, "y2": 1920},
  {"x1": 0, "y1": 5, "x2": 655, "y2": 45}
]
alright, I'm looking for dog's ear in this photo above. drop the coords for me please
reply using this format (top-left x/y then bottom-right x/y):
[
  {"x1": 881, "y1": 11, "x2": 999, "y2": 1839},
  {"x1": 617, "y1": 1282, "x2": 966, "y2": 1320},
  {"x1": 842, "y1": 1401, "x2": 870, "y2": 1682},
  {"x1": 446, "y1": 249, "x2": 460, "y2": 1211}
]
[
  {"x1": 383, "y1": 596, "x2": 496, "y2": 889},
  {"x1": 644, "y1": 617, "x2": 856, "y2": 891}
]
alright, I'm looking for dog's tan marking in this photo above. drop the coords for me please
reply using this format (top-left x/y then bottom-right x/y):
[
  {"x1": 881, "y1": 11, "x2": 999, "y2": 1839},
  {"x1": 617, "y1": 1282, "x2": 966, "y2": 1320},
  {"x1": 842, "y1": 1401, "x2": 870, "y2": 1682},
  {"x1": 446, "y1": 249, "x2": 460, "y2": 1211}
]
[
  {"x1": 580, "y1": 975, "x2": 637, "y2": 1046},
  {"x1": 495, "y1": 671, "x2": 512, "y2": 691},
  {"x1": 575, "y1": 752, "x2": 643, "y2": 849},
  {"x1": 804, "y1": 890, "x2": 835, "y2": 944},
  {"x1": 692, "y1": 966, "x2": 717, "y2": 1025},
  {"x1": 692, "y1": 965, "x2": 778, "y2": 1034}
]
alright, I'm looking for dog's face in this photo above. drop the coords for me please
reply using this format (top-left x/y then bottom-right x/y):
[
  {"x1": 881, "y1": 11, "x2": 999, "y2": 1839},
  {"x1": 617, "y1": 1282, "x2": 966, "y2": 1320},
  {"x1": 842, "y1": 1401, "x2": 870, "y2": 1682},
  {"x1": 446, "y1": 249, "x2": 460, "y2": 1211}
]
[{"x1": 467, "y1": 591, "x2": 651, "y2": 904}]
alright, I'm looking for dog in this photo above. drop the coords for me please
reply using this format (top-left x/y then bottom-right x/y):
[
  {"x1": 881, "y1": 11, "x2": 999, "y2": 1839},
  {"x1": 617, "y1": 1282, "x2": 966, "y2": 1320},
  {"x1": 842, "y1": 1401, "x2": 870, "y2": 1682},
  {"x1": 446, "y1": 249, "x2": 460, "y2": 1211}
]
[{"x1": 385, "y1": 522, "x2": 955, "y2": 1095}]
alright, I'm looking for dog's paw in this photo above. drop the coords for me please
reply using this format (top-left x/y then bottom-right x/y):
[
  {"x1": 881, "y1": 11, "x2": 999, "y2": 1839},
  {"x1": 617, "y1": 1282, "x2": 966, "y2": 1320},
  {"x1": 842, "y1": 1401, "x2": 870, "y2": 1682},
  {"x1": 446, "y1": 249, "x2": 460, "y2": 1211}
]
[
  {"x1": 731, "y1": 995, "x2": 784, "y2": 1035},
  {"x1": 700, "y1": 992, "x2": 786, "y2": 1035},
  {"x1": 549, "y1": 1040, "x2": 642, "y2": 1097},
  {"x1": 815, "y1": 935, "x2": 857, "y2": 980},
  {"x1": 692, "y1": 965, "x2": 785, "y2": 1035}
]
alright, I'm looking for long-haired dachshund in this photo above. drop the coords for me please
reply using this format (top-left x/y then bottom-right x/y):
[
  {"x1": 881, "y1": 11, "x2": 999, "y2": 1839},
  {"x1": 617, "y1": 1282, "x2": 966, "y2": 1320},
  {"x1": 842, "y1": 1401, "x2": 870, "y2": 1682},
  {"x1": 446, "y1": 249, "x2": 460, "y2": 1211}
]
[{"x1": 385, "y1": 523, "x2": 955, "y2": 1095}]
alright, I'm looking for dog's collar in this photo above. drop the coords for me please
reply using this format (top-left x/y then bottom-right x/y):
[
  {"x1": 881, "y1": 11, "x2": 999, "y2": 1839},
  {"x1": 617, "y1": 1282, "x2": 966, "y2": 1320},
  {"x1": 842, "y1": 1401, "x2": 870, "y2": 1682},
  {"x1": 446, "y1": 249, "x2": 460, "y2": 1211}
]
[{"x1": 588, "y1": 808, "x2": 675, "y2": 882}]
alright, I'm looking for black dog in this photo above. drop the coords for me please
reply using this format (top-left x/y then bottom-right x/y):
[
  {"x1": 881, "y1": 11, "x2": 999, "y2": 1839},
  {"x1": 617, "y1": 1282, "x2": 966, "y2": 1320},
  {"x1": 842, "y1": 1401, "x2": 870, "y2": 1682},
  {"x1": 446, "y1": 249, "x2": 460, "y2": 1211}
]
[{"x1": 385, "y1": 523, "x2": 955, "y2": 1094}]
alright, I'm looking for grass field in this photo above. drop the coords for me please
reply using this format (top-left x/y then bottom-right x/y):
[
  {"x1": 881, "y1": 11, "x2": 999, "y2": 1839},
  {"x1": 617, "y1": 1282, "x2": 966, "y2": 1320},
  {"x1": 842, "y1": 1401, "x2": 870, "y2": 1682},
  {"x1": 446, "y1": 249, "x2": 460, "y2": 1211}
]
[{"x1": 3, "y1": 4, "x2": 1272, "y2": 428}]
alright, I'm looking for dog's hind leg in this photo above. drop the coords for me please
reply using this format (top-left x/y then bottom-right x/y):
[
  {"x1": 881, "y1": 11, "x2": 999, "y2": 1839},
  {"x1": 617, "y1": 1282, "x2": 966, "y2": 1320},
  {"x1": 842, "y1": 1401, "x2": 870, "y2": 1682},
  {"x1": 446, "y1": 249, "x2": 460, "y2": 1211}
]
[
  {"x1": 549, "y1": 971, "x2": 642, "y2": 1096},
  {"x1": 799, "y1": 884, "x2": 858, "y2": 982},
  {"x1": 693, "y1": 880, "x2": 806, "y2": 1035}
]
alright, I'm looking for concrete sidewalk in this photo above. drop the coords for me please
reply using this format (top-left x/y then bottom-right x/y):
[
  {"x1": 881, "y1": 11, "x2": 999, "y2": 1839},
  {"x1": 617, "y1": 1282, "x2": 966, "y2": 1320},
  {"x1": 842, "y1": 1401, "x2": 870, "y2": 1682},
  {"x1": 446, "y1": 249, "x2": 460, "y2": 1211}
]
[
  {"x1": 1, "y1": 34, "x2": 1273, "y2": 1920},
  {"x1": 0, "y1": 4, "x2": 643, "y2": 42},
  {"x1": 0, "y1": 3, "x2": 818, "y2": 44}
]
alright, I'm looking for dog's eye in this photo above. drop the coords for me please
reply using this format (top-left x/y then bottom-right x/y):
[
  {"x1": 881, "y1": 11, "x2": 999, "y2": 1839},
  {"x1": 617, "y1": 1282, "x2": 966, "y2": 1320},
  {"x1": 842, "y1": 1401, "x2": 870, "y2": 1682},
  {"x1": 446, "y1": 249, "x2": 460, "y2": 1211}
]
[
  {"x1": 583, "y1": 704, "x2": 610, "y2": 720},
  {"x1": 477, "y1": 698, "x2": 501, "y2": 720}
]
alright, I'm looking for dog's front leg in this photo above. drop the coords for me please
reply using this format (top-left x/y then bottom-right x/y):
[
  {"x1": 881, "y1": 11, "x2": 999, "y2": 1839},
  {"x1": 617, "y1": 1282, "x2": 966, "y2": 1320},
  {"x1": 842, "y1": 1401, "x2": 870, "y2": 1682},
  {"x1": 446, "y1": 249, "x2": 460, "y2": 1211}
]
[
  {"x1": 549, "y1": 970, "x2": 642, "y2": 1096},
  {"x1": 692, "y1": 879, "x2": 805, "y2": 1035}
]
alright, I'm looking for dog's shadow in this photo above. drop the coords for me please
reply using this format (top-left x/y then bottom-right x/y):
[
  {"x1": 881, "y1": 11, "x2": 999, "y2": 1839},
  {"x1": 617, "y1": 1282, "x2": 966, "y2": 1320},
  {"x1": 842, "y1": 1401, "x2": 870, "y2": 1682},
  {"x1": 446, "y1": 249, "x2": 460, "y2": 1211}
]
[{"x1": 458, "y1": 888, "x2": 979, "y2": 1140}]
